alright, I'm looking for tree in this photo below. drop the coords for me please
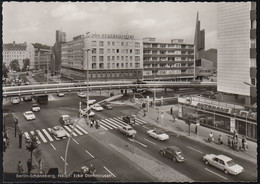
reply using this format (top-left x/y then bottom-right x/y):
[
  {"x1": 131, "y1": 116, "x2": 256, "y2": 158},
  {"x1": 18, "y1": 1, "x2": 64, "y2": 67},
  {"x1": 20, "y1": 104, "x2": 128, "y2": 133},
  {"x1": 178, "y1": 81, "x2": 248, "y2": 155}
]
[
  {"x1": 2, "y1": 62, "x2": 9, "y2": 77},
  {"x1": 22, "y1": 58, "x2": 30, "y2": 71},
  {"x1": 10, "y1": 59, "x2": 20, "y2": 72},
  {"x1": 26, "y1": 135, "x2": 38, "y2": 162}
]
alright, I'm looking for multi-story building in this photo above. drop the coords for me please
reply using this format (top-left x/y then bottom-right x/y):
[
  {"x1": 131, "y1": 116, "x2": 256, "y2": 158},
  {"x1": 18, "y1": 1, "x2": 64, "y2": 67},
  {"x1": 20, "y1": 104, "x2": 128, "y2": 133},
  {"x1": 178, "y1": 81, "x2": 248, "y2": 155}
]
[
  {"x1": 3, "y1": 41, "x2": 35, "y2": 69},
  {"x1": 32, "y1": 43, "x2": 52, "y2": 70},
  {"x1": 60, "y1": 33, "x2": 143, "y2": 81},
  {"x1": 217, "y1": 2, "x2": 256, "y2": 105},
  {"x1": 143, "y1": 37, "x2": 194, "y2": 81}
]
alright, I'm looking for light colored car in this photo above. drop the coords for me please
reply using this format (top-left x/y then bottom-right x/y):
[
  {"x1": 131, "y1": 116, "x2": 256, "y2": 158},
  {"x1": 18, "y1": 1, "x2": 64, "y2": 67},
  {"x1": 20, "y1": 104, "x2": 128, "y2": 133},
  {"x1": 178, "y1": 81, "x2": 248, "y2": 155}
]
[
  {"x1": 203, "y1": 154, "x2": 244, "y2": 175},
  {"x1": 50, "y1": 126, "x2": 68, "y2": 138},
  {"x1": 31, "y1": 104, "x2": 40, "y2": 112},
  {"x1": 57, "y1": 92, "x2": 65, "y2": 97},
  {"x1": 80, "y1": 108, "x2": 95, "y2": 117},
  {"x1": 11, "y1": 97, "x2": 20, "y2": 104},
  {"x1": 78, "y1": 92, "x2": 87, "y2": 98},
  {"x1": 160, "y1": 146, "x2": 186, "y2": 162},
  {"x1": 147, "y1": 129, "x2": 169, "y2": 141},
  {"x1": 23, "y1": 111, "x2": 36, "y2": 120},
  {"x1": 118, "y1": 125, "x2": 137, "y2": 137},
  {"x1": 59, "y1": 115, "x2": 72, "y2": 125},
  {"x1": 91, "y1": 104, "x2": 103, "y2": 111},
  {"x1": 82, "y1": 99, "x2": 96, "y2": 105}
]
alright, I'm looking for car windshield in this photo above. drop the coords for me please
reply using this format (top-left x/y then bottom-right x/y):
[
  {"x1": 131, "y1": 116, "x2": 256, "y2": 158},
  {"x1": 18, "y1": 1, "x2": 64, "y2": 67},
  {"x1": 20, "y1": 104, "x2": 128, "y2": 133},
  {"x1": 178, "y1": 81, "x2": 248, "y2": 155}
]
[
  {"x1": 26, "y1": 112, "x2": 33, "y2": 115},
  {"x1": 63, "y1": 117, "x2": 70, "y2": 121},
  {"x1": 226, "y1": 160, "x2": 236, "y2": 167},
  {"x1": 32, "y1": 104, "x2": 38, "y2": 107},
  {"x1": 128, "y1": 127, "x2": 133, "y2": 131}
]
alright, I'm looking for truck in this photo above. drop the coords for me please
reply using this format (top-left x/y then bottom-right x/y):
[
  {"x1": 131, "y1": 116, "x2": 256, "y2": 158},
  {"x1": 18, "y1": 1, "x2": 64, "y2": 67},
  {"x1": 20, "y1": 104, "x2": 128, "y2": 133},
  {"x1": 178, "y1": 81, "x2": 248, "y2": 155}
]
[
  {"x1": 33, "y1": 95, "x2": 48, "y2": 105},
  {"x1": 118, "y1": 125, "x2": 137, "y2": 137}
]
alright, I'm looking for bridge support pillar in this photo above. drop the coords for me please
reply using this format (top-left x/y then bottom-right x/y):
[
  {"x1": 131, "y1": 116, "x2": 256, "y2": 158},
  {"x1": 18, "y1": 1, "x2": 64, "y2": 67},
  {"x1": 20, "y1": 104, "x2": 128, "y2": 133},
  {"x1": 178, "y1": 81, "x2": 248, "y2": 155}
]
[
  {"x1": 164, "y1": 88, "x2": 167, "y2": 92},
  {"x1": 124, "y1": 89, "x2": 127, "y2": 95}
]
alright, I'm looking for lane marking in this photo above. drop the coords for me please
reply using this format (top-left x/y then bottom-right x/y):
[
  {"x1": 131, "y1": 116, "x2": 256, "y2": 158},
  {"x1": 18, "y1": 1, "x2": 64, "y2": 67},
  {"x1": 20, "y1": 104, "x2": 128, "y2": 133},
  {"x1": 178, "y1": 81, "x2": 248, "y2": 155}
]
[
  {"x1": 72, "y1": 138, "x2": 79, "y2": 144},
  {"x1": 144, "y1": 138, "x2": 156, "y2": 145},
  {"x1": 85, "y1": 150, "x2": 94, "y2": 158},
  {"x1": 104, "y1": 119, "x2": 120, "y2": 128},
  {"x1": 128, "y1": 138, "x2": 147, "y2": 147},
  {"x1": 42, "y1": 129, "x2": 54, "y2": 141},
  {"x1": 60, "y1": 156, "x2": 68, "y2": 165},
  {"x1": 104, "y1": 166, "x2": 116, "y2": 177},
  {"x1": 24, "y1": 132, "x2": 31, "y2": 140},
  {"x1": 36, "y1": 130, "x2": 47, "y2": 143},
  {"x1": 187, "y1": 146, "x2": 203, "y2": 154},
  {"x1": 63, "y1": 126, "x2": 77, "y2": 137},
  {"x1": 50, "y1": 143, "x2": 56, "y2": 150},
  {"x1": 135, "y1": 118, "x2": 147, "y2": 124},
  {"x1": 76, "y1": 125, "x2": 88, "y2": 134},
  {"x1": 100, "y1": 124, "x2": 109, "y2": 130},
  {"x1": 205, "y1": 168, "x2": 228, "y2": 180},
  {"x1": 69, "y1": 125, "x2": 83, "y2": 135}
]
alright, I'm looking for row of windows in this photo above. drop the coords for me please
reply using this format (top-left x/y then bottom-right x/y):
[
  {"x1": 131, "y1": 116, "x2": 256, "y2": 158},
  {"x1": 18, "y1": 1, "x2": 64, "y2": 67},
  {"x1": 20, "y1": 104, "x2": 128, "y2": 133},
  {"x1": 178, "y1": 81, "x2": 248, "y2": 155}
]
[
  {"x1": 91, "y1": 62, "x2": 140, "y2": 69},
  {"x1": 92, "y1": 48, "x2": 140, "y2": 54},
  {"x1": 92, "y1": 41, "x2": 140, "y2": 48},
  {"x1": 3, "y1": 51, "x2": 25, "y2": 54},
  {"x1": 92, "y1": 56, "x2": 140, "y2": 62},
  {"x1": 89, "y1": 71, "x2": 141, "y2": 78}
]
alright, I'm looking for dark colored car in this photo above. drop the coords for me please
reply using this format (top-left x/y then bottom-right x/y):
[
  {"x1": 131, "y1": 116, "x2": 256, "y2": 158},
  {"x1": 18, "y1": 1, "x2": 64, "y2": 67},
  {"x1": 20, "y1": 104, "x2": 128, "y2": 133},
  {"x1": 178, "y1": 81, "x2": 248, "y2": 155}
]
[
  {"x1": 23, "y1": 96, "x2": 32, "y2": 102},
  {"x1": 122, "y1": 115, "x2": 136, "y2": 125},
  {"x1": 201, "y1": 91, "x2": 216, "y2": 99},
  {"x1": 100, "y1": 102, "x2": 112, "y2": 110},
  {"x1": 160, "y1": 146, "x2": 186, "y2": 162}
]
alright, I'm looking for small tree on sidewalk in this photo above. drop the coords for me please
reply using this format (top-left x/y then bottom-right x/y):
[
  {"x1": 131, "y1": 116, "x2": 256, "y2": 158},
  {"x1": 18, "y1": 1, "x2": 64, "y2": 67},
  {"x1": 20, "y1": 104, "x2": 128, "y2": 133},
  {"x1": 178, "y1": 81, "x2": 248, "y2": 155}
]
[{"x1": 26, "y1": 136, "x2": 38, "y2": 163}]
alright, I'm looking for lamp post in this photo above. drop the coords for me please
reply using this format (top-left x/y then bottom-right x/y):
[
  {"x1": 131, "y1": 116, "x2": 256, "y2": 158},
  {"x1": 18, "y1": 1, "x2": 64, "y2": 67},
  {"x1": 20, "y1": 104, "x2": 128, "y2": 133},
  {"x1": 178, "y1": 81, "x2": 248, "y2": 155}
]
[{"x1": 86, "y1": 49, "x2": 92, "y2": 124}]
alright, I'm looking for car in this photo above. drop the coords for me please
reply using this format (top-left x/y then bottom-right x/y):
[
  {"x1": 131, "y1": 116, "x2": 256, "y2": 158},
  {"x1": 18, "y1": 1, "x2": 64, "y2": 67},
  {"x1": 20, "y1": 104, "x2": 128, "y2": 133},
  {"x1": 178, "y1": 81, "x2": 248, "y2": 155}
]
[
  {"x1": 31, "y1": 104, "x2": 40, "y2": 112},
  {"x1": 59, "y1": 115, "x2": 73, "y2": 125},
  {"x1": 100, "y1": 102, "x2": 113, "y2": 110},
  {"x1": 82, "y1": 99, "x2": 96, "y2": 105},
  {"x1": 122, "y1": 115, "x2": 136, "y2": 125},
  {"x1": 25, "y1": 82, "x2": 30, "y2": 85},
  {"x1": 80, "y1": 108, "x2": 95, "y2": 117},
  {"x1": 23, "y1": 96, "x2": 32, "y2": 102},
  {"x1": 23, "y1": 111, "x2": 36, "y2": 120},
  {"x1": 50, "y1": 126, "x2": 68, "y2": 138},
  {"x1": 91, "y1": 104, "x2": 104, "y2": 111},
  {"x1": 11, "y1": 97, "x2": 20, "y2": 104},
  {"x1": 160, "y1": 146, "x2": 186, "y2": 162},
  {"x1": 78, "y1": 92, "x2": 87, "y2": 98},
  {"x1": 147, "y1": 128, "x2": 169, "y2": 141},
  {"x1": 203, "y1": 154, "x2": 244, "y2": 175},
  {"x1": 32, "y1": 74, "x2": 35, "y2": 77},
  {"x1": 118, "y1": 125, "x2": 137, "y2": 137},
  {"x1": 57, "y1": 92, "x2": 65, "y2": 97}
]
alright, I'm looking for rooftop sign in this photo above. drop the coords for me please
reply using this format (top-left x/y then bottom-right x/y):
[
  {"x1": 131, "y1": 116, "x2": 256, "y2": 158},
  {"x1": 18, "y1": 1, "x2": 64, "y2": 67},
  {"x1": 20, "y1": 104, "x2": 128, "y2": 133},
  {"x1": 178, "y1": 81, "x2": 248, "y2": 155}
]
[{"x1": 91, "y1": 33, "x2": 134, "y2": 39}]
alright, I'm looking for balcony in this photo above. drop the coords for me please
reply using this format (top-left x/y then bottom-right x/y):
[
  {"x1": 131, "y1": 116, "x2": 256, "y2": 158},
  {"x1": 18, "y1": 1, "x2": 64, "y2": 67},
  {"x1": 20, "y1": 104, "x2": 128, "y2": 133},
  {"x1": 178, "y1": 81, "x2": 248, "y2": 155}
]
[
  {"x1": 250, "y1": 67, "x2": 256, "y2": 78},
  {"x1": 250, "y1": 48, "x2": 256, "y2": 58},
  {"x1": 250, "y1": 29, "x2": 256, "y2": 39},
  {"x1": 250, "y1": 10, "x2": 256, "y2": 20}
]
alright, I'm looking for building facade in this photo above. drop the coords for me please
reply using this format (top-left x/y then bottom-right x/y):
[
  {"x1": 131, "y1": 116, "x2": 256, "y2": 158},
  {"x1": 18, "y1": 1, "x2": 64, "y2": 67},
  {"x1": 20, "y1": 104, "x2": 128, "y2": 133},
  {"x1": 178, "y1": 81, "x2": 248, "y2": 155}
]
[
  {"x1": 60, "y1": 33, "x2": 143, "y2": 81},
  {"x1": 217, "y1": 2, "x2": 256, "y2": 105},
  {"x1": 143, "y1": 37, "x2": 194, "y2": 81},
  {"x1": 32, "y1": 43, "x2": 52, "y2": 70}
]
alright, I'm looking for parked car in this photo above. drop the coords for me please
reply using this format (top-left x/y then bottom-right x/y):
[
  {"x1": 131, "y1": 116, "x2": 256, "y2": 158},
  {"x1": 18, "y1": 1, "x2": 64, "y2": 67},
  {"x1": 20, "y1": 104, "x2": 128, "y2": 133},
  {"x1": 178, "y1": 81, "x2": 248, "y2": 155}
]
[
  {"x1": 201, "y1": 91, "x2": 216, "y2": 99},
  {"x1": 80, "y1": 108, "x2": 95, "y2": 117},
  {"x1": 50, "y1": 126, "x2": 68, "y2": 138},
  {"x1": 91, "y1": 104, "x2": 104, "y2": 111},
  {"x1": 160, "y1": 146, "x2": 186, "y2": 162},
  {"x1": 122, "y1": 115, "x2": 136, "y2": 125},
  {"x1": 23, "y1": 111, "x2": 36, "y2": 120},
  {"x1": 59, "y1": 115, "x2": 72, "y2": 125},
  {"x1": 23, "y1": 96, "x2": 32, "y2": 102},
  {"x1": 78, "y1": 92, "x2": 87, "y2": 98},
  {"x1": 82, "y1": 99, "x2": 96, "y2": 105},
  {"x1": 147, "y1": 128, "x2": 169, "y2": 141},
  {"x1": 57, "y1": 92, "x2": 65, "y2": 97},
  {"x1": 203, "y1": 154, "x2": 244, "y2": 175},
  {"x1": 25, "y1": 81, "x2": 30, "y2": 85},
  {"x1": 118, "y1": 125, "x2": 137, "y2": 137},
  {"x1": 11, "y1": 97, "x2": 20, "y2": 104},
  {"x1": 100, "y1": 102, "x2": 113, "y2": 110},
  {"x1": 31, "y1": 104, "x2": 40, "y2": 112}
]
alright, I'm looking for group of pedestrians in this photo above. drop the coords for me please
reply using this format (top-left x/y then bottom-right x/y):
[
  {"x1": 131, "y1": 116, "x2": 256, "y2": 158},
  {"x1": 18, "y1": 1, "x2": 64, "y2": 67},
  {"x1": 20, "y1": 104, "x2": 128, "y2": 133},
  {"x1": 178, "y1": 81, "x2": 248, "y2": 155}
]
[
  {"x1": 89, "y1": 118, "x2": 100, "y2": 129},
  {"x1": 81, "y1": 164, "x2": 96, "y2": 175},
  {"x1": 17, "y1": 158, "x2": 32, "y2": 174}
]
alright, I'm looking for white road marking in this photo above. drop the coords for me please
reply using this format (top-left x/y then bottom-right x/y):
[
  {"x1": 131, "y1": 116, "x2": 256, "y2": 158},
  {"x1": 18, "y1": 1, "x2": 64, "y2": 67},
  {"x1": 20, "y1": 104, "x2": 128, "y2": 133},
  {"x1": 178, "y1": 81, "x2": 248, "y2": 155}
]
[
  {"x1": 42, "y1": 129, "x2": 54, "y2": 141},
  {"x1": 128, "y1": 138, "x2": 147, "y2": 147},
  {"x1": 69, "y1": 125, "x2": 83, "y2": 135},
  {"x1": 135, "y1": 117, "x2": 147, "y2": 124},
  {"x1": 205, "y1": 168, "x2": 228, "y2": 180},
  {"x1": 63, "y1": 126, "x2": 77, "y2": 137},
  {"x1": 104, "y1": 166, "x2": 116, "y2": 177},
  {"x1": 36, "y1": 130, "x2": 47, "y2": 143},
  {"x1": 144, "y1": 138, "x2": 156, "y2": 145},
  {"x1": 100, "y1": 124, "x2": 109, "y2": 130},
  {"x1": 24, "y1": 132, "x2": 31, "y2": 140},
  {"x1": 101, "y1": 119, "x2": 118, "y2": 129},
  {"x1": 112, "y1": 117, "x2": 128, "y2": 126},
  {"x1": 108, "y1": 118, "x2": 125, "y2": 127},
  {"x1": 105, "y1": 119, "x2": 121, "y2": 128},
  {"x1": 142, "y1": 125, "x2": 150, "y2": 129},
  {"x1": 60, "y1": 156, "x2": 68, "y2": 165},
  {"x1": 50, "y1": 143, "x2": 56, "y2": 150},
  {"x1": 187, "y1": 146, "x2": 203, "y2": 154},
  {"x1": 99, "y1": 121, "x2": 113, "y2": 129},
  {"x1": 72, "y1": 138, "x2": 79, "y2": 144},
  {"x1": 85, "y1": 150, "x2": 94, "y2": 158},
  {"x1": 76, "y1": 125, "x2": 88, "y2": 134}
]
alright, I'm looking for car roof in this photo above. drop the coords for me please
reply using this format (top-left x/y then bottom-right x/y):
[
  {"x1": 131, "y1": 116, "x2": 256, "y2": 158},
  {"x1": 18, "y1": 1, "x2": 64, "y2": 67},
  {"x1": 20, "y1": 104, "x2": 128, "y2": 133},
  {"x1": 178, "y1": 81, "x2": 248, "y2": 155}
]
[
  {"x1": 25, "y1": 111, "x2": 33, "y2": 113},
  {"x1": 217, "y1": 155, "x2": 232, "y2": 162},
  {"x1": 165, "y1": 146, "x2": 181, "y2": 152},
  {"x1": 61, "y1": 114, "x2": 70, "y2": 118}
]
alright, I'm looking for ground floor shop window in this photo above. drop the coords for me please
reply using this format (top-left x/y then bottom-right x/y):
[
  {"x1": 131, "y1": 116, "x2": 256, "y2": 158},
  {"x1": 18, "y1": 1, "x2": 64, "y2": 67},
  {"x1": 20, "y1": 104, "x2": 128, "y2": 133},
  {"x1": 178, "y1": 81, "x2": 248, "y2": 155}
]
[
  {"x1": 247, "y1": 123, "x2": 257, "y2": 139},
  {"x1": 236, "y1": 120, "x2": 246, "y2": 136}
]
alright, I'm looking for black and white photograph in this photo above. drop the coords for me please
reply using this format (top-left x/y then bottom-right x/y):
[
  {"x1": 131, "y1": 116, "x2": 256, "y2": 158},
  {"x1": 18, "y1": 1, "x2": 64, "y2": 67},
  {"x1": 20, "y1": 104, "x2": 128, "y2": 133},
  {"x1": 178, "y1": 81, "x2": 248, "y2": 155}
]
[{"x1": 2, "y1": 1, "x2": 257, "y2": 183}]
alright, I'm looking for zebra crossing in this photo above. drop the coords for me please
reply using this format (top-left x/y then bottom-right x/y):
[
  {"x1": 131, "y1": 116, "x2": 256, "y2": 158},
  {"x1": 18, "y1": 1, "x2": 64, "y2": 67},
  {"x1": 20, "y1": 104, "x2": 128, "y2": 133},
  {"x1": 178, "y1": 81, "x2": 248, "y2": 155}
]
[{"x1": 23, "y1": 116, "x2": 147, "y2": 144}]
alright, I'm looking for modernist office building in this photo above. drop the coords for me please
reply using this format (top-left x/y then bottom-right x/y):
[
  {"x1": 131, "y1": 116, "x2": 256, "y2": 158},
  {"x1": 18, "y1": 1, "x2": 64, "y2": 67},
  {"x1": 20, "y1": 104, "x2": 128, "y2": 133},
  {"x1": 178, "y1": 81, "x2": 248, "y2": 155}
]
[
  {"x1": 217, "y1": 2, "x2": 256, "y2": 105},
  {"x1": 32, "y1": 43, "x2": 52, "y2": 70},
  {"x1": 60, "y1": 33, "x2": 143, "y2": 81},
  {"x1": 143, "y1": 37, "x2": 194, "y2": 81}
]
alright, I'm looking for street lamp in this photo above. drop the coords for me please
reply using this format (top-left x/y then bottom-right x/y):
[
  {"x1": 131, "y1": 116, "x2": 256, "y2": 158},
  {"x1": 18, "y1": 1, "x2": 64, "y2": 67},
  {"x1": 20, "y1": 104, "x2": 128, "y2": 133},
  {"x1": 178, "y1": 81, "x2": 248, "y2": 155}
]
[{"x1": 86, "y1": 49, "x2": 92, "y2": 124}]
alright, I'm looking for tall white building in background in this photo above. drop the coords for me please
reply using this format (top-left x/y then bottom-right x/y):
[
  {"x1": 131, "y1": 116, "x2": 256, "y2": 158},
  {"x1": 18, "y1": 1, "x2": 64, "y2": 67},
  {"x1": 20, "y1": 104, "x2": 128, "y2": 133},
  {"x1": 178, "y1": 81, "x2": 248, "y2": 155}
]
[{"x1": 217, "y1": 2, "x2": 256, "y2": 105}]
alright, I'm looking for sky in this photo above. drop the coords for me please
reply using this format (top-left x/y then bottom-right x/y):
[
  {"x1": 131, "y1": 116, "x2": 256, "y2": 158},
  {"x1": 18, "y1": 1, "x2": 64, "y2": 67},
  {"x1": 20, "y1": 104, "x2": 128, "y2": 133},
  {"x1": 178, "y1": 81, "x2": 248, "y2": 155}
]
[{"x1": 3, "y1": 2, "x2": 218, "y2": 49}]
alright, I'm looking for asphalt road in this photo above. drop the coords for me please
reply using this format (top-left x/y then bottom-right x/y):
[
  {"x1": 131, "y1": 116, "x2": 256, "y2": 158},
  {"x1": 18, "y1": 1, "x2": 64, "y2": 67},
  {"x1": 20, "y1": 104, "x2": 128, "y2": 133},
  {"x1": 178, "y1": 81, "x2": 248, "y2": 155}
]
[{"x1": 4, "y1": 93, "x2": 257, "y2": 182}]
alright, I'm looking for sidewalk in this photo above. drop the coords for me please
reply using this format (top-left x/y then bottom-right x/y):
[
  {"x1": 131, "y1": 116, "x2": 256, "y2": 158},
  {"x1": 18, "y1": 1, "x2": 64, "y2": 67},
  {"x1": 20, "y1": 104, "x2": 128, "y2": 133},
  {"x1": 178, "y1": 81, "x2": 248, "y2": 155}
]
[{"x1": 125, "y1": 101, "x2": 257, "y2": 163}]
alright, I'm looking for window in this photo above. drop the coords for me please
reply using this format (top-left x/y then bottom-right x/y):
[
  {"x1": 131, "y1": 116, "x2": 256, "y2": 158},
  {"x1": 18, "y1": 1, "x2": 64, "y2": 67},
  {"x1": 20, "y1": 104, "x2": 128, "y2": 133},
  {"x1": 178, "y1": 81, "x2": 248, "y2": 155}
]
[
  {"x1": 121, "y1": 49, "x2": 125, "y2": 53},
  {"x1": 92, "y1": 41, "x2": 97, "y2": 46},
  {"x1": 135, "y1": 63, "x2": 140, "y2": 68},
  {"x1": 99, "y1": 48, "x2": 104, "y2": 54},
  {"x1": 135, "y1": 49, "x2": 140, "y2": 54},
  {"x1": 130, "y1": 63, "x2": 132, "y2": 67},
  {"x1": 112, "y1": 49, "x2": 115, "y2": 53},
  {"x1": 112, "y1": 63, "x2": 115, "y2": 68},
  {"x1": 99, "y1": 63, "x2": 104, "y2": 69},
  {"x1": 116, "y1": 63, "x2": 119, "y2": 68},
  {"x1": 99, "y1": 56, "x2": 104, "y2": 62},
  {"x1": 112, "y1": 42, "x2": 115, "y2": 46},
  {"x1": 112, "y1": 56, "x2": 115, "y2": 61},
  {"x1": 126, "y1": 63, "x2": 128, "y2": 68},
  {"x1": 107, "y1": 56, "x2": 110, "y2": 61},
  {"x1": 126, "y1": 49, "x2": 128, "y2": 53},
  {"x1": 251, "y1": 78, "x2": 256, "y2": 86},
  {"x1": 99, "y1": 41, "x2": 104, "y2": 47},
  {"x1": 92, "y1": 63, "x2": 96, "y2": 69},
  {"x1": 251, "y1": 20, "x2": 256, "y2": 29},
  {"x1": 135, "y1": 42, "x2": 140, "y2": 47},
  {"x1": 126, "y1": 42, "x2": 128, "y2": 46},
  {"x1": 121, "y1": 56, "x2": 124, "y2": 61},
  {"x1": 130, "y1": 56, "x2": 133, "y2": 61},
  {"x1": 135, "y1": 56, "x2": 140, "y2": 61},
  {"x1": 92, "y1": 56, "x2": 97, "y2": 62},
  {"x1": 107, "y1": 41, "x2": 110, "y2": 46},
  {"x1": 107, "y1": 63, "x2": 110, "y2": 68},
  {"x1": 121, "y1": 63, "x2": 124, "y2": 67},
  {"x1": 116, "y1": 42, "x2": 120, "y2": 46},
  {"x1": 130, "y1": 49, "x2": 132, "y2": 53},
  {"x1": 121, "y1": 42, "x2": 124, "y2": 46},
  {"x1": 117, "y1": 49, "x2": 119, "y2": 53},
  {"x1": 107, "y1": 49, "x2": 110, "y2": 53},
  {"x1": 126, "y1": 56, "x2": 128, "y2": 61}
]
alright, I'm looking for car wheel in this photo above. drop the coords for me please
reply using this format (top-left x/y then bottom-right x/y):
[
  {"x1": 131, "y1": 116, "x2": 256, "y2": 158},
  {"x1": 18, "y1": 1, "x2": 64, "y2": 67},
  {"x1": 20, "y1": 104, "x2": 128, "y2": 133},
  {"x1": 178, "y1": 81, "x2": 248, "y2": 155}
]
[
  {"x1": 160, "y1": 150, "x2": 164, "y2": 156},
  {"x1": 224, "y1": 169, "x2": 229, "y2": 175},
  {"x1": 172, "y1": 157, "x2": 176, "y2": 162},
  {"x1": 205, "y1": 160, "x2": 209, "y2": 165}
]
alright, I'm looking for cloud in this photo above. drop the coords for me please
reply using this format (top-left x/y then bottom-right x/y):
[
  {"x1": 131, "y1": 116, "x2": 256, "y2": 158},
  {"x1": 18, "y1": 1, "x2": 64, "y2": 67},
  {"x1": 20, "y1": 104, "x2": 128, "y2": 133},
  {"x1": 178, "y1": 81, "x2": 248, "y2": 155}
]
[
  {"x1": 12, "y1": 21, "x2": 40, "y2": 32},
  {"x1": 51, "y1": 3, "x2": 88, "y2": 21},
  {"x1": 130, "y1": 18, "x2": 156, "y2": 29}
]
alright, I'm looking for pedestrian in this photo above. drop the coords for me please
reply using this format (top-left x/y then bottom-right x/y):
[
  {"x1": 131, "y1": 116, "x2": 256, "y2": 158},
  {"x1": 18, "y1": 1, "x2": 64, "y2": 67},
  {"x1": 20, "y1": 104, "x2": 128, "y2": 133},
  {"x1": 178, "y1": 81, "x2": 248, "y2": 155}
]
[
  {"x1": 170, "y1": 107, "x2": 173, "y2": 115},
  {"x1": 90, "y1": 121, "x2": 93, "y2": 128},
  {"x1": 95, "y1": 120, "x2": 99, "y2": 129},
  {"x1": 208, "y1": 132, "x2": 214, "y2": 143},
  {"x1": 18, "y1": 131, "x2": 23, "y2": 148},
  {"x1": 218, "y1": 135, "x2": 223, "y2": 145},
  {"x1": 195, "y1": 125, "x2": 198, "y2": 135},
  {"x1": 4, "y1": 131, "x2": 9, "y2": 147},
  {"x1": 3, "y1": 138, "x2": 7, "y2": 152},
  {"x1": 89, "y1": 164, "x2": 96, "y2": 175},
  {"x1": 27, "y1": 158, "x2": 32, "y2": 174},
  {"x1": 17, "y1": 161, "x2": 24, "y2": 174},
  {"x1": 242, "y1": 137, "x2": 247, "y2": 153},
  {"x1": 228, "y1": 137, "x2": 231, "y2": 147}
]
